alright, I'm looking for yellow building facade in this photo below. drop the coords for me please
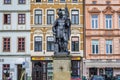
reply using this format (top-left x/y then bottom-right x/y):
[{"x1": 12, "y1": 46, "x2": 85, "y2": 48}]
[{"x1": 30, "y1": 0, "x2": 83, "y2": 80}]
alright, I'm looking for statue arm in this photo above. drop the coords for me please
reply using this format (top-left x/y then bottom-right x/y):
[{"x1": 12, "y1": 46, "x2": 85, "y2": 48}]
[
  {"x1": 66, "y1": 19, "x2": 71, "y2": 28},
  {"x1": 52, "y1": 20, "x2": 58, "y2": 35}
]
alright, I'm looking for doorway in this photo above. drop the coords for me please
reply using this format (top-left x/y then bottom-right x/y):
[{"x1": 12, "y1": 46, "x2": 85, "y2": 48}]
[
  {"x1": 89, "y1": 68, "x2": 97, "y2": 77},
  {"x1": 17, "y1": 64, "x2": 25, "y2": 80}
]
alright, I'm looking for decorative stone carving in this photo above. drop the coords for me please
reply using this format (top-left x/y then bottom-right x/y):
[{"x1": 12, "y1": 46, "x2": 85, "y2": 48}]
[
  {"x1": 102, "y1": 6, "x2": 115, "y2": 14},
  {"x1": 88, "y1": 7, "x2": 101, "y2": 13}
]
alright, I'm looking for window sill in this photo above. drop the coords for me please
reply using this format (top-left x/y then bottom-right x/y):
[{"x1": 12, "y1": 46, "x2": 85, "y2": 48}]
[
  {"x1": 3, "y1": 51, "x2": 10, "y2": 52},
  {"x1": 18, "y1": 23, "x2": 25, "y2": 25},
  {"x1": 4, "y1": 24, "x2": 11, "y2": 25},
  {"x1": 17, "y1": 51, "x2": 25, "y2": 52}
]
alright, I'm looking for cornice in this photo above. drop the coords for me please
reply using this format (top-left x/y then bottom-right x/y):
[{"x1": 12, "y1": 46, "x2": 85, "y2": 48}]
[
  {"x1": 0, "y1": 10, "x2": 30, "y2": 12},
  {"x1": 0, "y1": 30, "x2": 30, "y2": 32},
  {"x1": 86, "y1": 4, "x2": 120, "y2": 6},
  {"x1": 0, "y1": 54, "x2": 30, "y2": 56}
]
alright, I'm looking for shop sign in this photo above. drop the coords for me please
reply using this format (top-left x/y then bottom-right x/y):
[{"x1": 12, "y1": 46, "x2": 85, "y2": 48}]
[
  {"x1": 72, "y1": 57, "x2": 81, "y2": 60},
  {"x1": 32, "y1": 57, "x2": 53, "y2": 60}
]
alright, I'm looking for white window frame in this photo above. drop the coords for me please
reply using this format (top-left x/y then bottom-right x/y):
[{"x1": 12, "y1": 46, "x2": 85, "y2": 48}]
[
  {"x1": 91, "y1": 14, "x2": 98, "y2": 29},
  {"x1": 71, "y1": 10, "x2": 79, "y2": 25},
  {"x1": 92, "y1": 40, "x2": 99, "y2": 54},
  {"x1": 119, "y1": 15, "x2": 120, "y2": 29},
  {"x1": 106, "y1": 40, "x2": 112, "y2": 54},
  {"x1": 47, "y1": 10, "x2": 54, "y2": 25},
  {"x1": 34, "y1": 36, "x2": 42, "y2": 52},
  {"x1": 105, "y1": 15, "x2": 112, "y2": 29},
  {"x1": 34, "y1": 10, "x2": 42, "y2": 25},
  {"x1": 47, "y1": 36, "x2": 54, "y2": 52}
]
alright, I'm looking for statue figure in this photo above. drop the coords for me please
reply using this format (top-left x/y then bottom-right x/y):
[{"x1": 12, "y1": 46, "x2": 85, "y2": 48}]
[{"x1": 52, "y1": 6, "x2": 71, "y2": 54}]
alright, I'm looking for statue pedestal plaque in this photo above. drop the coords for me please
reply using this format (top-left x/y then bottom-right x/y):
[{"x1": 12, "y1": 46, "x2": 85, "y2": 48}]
[{"x1": 53, "y1": 54, "x2": 71, "y2": 80}]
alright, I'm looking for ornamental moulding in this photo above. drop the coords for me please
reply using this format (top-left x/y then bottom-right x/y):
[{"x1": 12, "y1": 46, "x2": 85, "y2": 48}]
[
  {"x1": 102, "y1": 6, "x2": 115, "y2": 14},
  {"x1": 88, "y1": 7, "x2": 101, "y2": 13}
]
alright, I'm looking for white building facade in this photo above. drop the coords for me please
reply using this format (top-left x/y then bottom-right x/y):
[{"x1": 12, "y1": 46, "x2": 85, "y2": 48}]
[{"x1": 0, "y1": 0, "x2": 31, "y2": 80}]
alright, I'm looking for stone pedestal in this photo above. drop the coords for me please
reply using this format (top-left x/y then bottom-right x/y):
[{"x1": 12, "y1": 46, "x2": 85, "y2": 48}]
[{"x1": 53, "y1": 55, "x2": 71, "y2": 80}]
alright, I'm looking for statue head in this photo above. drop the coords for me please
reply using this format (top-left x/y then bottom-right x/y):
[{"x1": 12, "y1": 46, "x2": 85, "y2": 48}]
[{"x1": 57, "y1": 8, "x2": 63, "y2": 18}]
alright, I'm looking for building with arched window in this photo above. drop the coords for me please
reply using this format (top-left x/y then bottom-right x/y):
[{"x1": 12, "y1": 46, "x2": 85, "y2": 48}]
[{"x1": 30, "y1": 0, "x2": 83, "y2": 80}]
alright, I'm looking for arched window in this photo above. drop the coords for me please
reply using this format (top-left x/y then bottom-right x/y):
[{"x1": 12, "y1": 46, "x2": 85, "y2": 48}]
[
  {"x1": 71, "y1": 10, "x2": 79, "y2": 24},
  {"x1": 35, "y1": 10, "x2": 42, "y2": 24}
]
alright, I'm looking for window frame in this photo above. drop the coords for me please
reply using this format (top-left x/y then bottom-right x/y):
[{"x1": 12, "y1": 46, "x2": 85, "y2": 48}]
[
  {"x1": 91, "y1": 14, "x2": 98, "y2": 29},
  {"x1": 34, "y1": 36, "x2": 42, "y2": 52},
  {"x1": 2, "y1": 64, "x2": 10, "y2": 79},
  {"x1": 71, "y1": 36, "x2": 79, "y2": 52},
  {"x1": 71, "y1": 60, "x2": 80, "y2": 78},
  {"x1": 92, "y1": 1, "x2": 97, "y2": 4},
  {"x1": 4, "y1": 0, "x2": 11, "y2": 4},
  {"x1": 36, "y1": 0, "x2": 41, "y2": 3},
  {"x1": 47, "y1": 36, "x2": 54, "y2": 52},
  {"x1": 71, "y1": 10, "x2": 79, "y2": 25},
  {"x1": 4, "y1": 14, "x2": 11, "y2": 24},
  {"x1": 18, "y1": 14, "x2": 26, "y2": 24},
  {"x1": 18, "y1": 0, "x2": 26, "y2": 4},
  {"x1": 47, "y1": 10, "x2": 54, "y2": 25},
  {"x1": 18, "y1": 37, "x2": 25, "y2": 52},
  {"x1": 105, "y1": 14, "x2": 112, "y2": 29},
  {"x1": 34, "y1": 10, "x2": 42, "y2": 25},
  {"x1": 72, "y1": 0, "x2": 77, "y2": 3},
  {"x1": 48, "y1": 0, "x2": 53, "y2": 3},
  {"x1": 3, "y1": 37, "x2": 10, "y2": 52},
  {"x1": 118, "y1": 15, "x2": 120, "y2": 29},
  {"x1": 92, "y1": 40, "x2": 99, "y2": 54},
  {"x1": 106, "y1": 40, "x2": 112, "y2": 54},
  {"x1": 60, "y1": 0, "x2": 65, "y2": 3}
]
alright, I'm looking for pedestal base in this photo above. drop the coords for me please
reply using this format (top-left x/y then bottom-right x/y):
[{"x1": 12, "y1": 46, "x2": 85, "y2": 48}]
[{"x1": 53, "y1": 55, "x2": 71, "y2": 80}]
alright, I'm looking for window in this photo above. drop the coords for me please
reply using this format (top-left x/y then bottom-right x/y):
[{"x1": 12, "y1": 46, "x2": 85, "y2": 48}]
[
  {"x1": 18, "y1": 38, "x2": 25, "y2": 52},
  {"x1": 106, "y1": 40, "x2": 112, "y2": 54},
  {"x1": 36, "y1": 0, "x2": 41, "y2": 2},
  {"x1": 92, "y1": 40, "x2": 98, "y2": 54},
  {"x1": 3, "y1": 38, "x2": 10, "y2": 52},
  {"x1": 18, "y1": 0, "x2": 25, "y2": 4},
  {"x1": 18, "y1": 14, "x2": 25, "y2": 24},
  {"x1": 2, "y1": 64, "x2": 10, "y2": 80},
  {"x1": 71, "y1": 60, "x2": 80, "y2": 78},
  {"x1": 4, "y1": 14, "x2": 11, "y2": 24},
  {"x1": 4, "y1": 0, "x2": 11, "y2": 4},
  {"x1": 35, "y1": 10, "x2": 42, "y2": 24},
  {"x1": 106, "y1": 15, "x2": 112, "y2": 29},
  {"x1": 60, "y1": 0, "x2": 65, "y2": 3},
  {"x1": 48, "y1": 0, "x2": 53, "y2": 3},
  {"x1": 119, "y1": 15, "x2": 120, "y2": 28},
  {"x1": 91, "y1": 15, "x2": 98, "y2": 29},
  {"x1": 47, "y1": 36, "x2": 54, "y2": 51},
  {"x1": 92, "y1": 1, "x2": 97, "y2": 4},
  {"x1": 71, "y1": 10, "x2": 79, "y2": 24},
  {"x1": 71, "y1": 36, "x2": 79, "y2": 51},
  {"x1": 47, "y1": 10, "x2": 54, "y2": 25},
  {"x1": 72, "y1": 0, "x2": 77, "y2": 3},
  {"x1": 47, "y1": 62, "x2": 53, "y2": 80},
  {"x1": 106, "y1": 1, "x2": 111, "y2": 4},
  {"x1": 105, "y1": 68, "x2": 113, "y2": 77},
  {"x1": 34, "y1": 36, "x2": 42, "y2": 51}
]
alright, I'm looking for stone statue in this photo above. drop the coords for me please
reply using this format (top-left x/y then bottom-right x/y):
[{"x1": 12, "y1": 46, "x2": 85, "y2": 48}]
[{"x1": 52, "y1": 6, "x2": 71, "y2": 55}]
